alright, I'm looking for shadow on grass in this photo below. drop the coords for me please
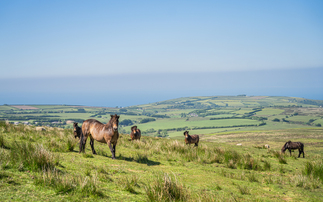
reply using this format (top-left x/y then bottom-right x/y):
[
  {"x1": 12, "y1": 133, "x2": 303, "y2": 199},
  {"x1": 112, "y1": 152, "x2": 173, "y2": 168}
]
[{"x1": 117, "y1": 154, "x2": 161, "y2": 166}]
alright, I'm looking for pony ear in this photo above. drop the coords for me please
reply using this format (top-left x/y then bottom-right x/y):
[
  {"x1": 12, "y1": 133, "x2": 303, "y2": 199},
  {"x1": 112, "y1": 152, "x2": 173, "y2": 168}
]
[{"x1": 110, "y1": 115, "x2": 113, "y2": 117}]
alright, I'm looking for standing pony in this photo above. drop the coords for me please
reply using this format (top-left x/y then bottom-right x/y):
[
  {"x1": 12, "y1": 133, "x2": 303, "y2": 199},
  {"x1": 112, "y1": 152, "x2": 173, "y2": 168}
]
[
  {"x1": 281, "y1": 141, "x2": 305, "y2": 158},
  {"x1": 73, "y1": 122, "x2": 82, "y2": 139},
  {"x1": 184, "y1": 131, "x2": 199, "y2": 147},
  {"x1": 80, "y1": 114, "x2": 120, "y2": 159},
  {"x1": 130, "y1": 126, "x2": 141, "y2": 141}
]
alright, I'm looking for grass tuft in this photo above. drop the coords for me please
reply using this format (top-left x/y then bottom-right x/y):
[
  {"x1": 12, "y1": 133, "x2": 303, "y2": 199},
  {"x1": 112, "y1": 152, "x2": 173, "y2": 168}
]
[{"x1": 145, "y1": 172, "x2": 190, "y2": 202}]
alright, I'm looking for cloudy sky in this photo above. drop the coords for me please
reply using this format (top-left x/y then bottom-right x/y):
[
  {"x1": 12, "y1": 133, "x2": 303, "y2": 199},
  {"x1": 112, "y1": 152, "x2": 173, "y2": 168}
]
[{"x1": 1, "y1": 1, "x2": 322, "y2": 106}]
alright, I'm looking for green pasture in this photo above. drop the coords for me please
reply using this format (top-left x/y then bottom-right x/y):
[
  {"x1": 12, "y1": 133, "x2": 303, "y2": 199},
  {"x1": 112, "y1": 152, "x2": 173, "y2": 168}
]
[
  {"x1": 123, "y1": 118, "x2": 262, "y2": 132},
  {"x1": 314, "y1": 119, "x2": 323, "y2": 125},
  {"x1": 255, "y1": 108, "x2": 285, "y2": 116},
  {"x1": 1, "y1": 96, "x2": 322, "y2": 135},
  {"x1": 0, "y1": 106, "x2": 16, "y2": 111},
  {"x1": 1, "y1": 123, "x2": 323, "y2": 201},
  {"x1": 286, "y1": 116, "x2": 318, "y2": 123}
]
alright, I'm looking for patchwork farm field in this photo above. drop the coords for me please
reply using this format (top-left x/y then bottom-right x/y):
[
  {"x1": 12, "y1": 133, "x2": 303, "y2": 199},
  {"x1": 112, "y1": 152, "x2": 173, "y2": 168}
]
[{"x1": 1, "y1": 96, "x2": 322, "y2": 138}]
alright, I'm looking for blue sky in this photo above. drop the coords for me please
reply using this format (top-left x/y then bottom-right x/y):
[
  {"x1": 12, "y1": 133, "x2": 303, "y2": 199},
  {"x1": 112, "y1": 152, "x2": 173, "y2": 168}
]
[{"x1": 1, "y1": 1, "x2": 323, "y2": 106}]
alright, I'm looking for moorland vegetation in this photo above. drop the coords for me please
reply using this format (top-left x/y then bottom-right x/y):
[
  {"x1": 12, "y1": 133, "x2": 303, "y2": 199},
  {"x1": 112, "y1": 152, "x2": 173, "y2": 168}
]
[{"x1": 0, "y1": 121, "x2": 323, "y2": 201}]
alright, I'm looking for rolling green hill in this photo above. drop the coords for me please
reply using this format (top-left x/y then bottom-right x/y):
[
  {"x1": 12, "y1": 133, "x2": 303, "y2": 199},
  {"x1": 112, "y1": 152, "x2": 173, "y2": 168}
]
[{"x1": 0, "y1": 96, "x2": 322, "y2": 138}]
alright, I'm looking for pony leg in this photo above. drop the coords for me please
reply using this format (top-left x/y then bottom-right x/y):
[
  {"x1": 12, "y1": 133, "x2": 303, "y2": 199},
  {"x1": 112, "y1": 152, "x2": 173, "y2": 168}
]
[
  {"x1": 79, "y1": 133, "x2": 88, "y2": 153},
  {"x1": 302, "y1": 149, "x2": 305, "y2": 158},
  {"x1": 90, "y1": 138, "x2": 97, "y2": 155},
  {"x1": 108, "y1": 141, "x2": 115, "y2": 159},
  {"x1": 113, "y1": 144, "x2": 117, "y2": 158},
  {"x1": 289, "y1": 149, "x2": 292, "y2": 157}
]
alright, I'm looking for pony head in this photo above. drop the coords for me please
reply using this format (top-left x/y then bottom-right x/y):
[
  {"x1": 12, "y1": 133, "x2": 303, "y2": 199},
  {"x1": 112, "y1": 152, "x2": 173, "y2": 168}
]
[
  {"x1": 281, "y1": 141, "x2": 291, "y2": 153},
  {"x1": 110, "y1": 114, "x2": 120, "y2": 131},
  {"x1": 131, "y1": 126, "x2": 138, "y2": 134}
]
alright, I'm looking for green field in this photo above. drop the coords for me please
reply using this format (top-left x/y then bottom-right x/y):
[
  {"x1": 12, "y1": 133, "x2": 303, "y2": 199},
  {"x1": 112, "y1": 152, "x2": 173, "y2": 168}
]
[{"x1": 0, "y1": 96, "x2": 322, "y2": 138}]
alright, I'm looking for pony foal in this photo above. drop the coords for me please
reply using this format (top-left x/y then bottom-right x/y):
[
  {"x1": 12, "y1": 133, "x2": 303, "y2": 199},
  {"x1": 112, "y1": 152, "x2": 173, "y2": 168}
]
[
  {"x1": 130, "y1": 126, "x2": 141, "y2": 141},
  {"x1": 73, "y1": 122, "x2": 82, "y2": 139}
]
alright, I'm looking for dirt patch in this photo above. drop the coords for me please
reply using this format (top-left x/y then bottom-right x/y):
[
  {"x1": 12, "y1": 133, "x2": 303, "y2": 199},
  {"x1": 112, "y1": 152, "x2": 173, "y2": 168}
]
[{"x1": 11, "y1": 105, "x2": 39, "y2": 110}]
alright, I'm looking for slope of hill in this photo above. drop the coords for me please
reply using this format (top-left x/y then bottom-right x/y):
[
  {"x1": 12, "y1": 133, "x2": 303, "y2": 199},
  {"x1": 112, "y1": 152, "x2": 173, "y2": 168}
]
[
  {"x1": 0, "y1": 96, "x2": 322, "y2": 138},
  {"x1": 0, "y1": 122, "x2": 323, "y2": 201}
]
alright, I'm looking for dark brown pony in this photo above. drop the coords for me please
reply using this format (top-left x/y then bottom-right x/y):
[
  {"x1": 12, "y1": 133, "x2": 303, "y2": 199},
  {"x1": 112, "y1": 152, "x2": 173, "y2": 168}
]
[
  {"x1": 281, "y1": 141, "x2": 305, "y2": 158},
  {"x1": 80, "y1": 114, "x2": 120, "y2": 159},
  {"x1": 73, "y1": 122, "x2": 82, "y2": 139},
  {"x1": 130, "y1": 126, "x2": 141, "y2": 141},
  {"x1": 184, "y1": 131, "x2": 199, "y2": 147}
]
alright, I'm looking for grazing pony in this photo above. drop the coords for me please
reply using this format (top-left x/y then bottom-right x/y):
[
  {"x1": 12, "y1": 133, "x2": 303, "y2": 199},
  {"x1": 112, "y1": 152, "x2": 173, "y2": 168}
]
[
  {"x1": 281, "y1": 141, "x2": 305, "y2": 158},
  {"x1": 184, "y1": 131, "x2": 199, "y2": 147},
  {"x1": 130, "y1": 126, "x2": 141, "y2": 141},
  {"x1": 80, "y1": 114, "x2": 120, "y2": 159},
  {"x1": 73, "y1": 122, "x2": 82, "y2": 139}
]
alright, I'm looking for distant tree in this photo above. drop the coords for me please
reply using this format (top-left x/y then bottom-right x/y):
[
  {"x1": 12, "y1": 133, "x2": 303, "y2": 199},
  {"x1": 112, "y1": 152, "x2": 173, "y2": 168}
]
[
  {"x1": 272, "y1": 118, "x2": 280, "y2": 122},
  {"x1": 140, "y1": 118, "x2": 156, "y2": 124},
  {"x1": 308, "y1": 119, "x2": 315, "y2": 123},
  {"x1": 77, "y1": 108, "x2": 86, "y2": 113},
  {"x1": 119, "y1": 119, "x2": 133, "y2": 126},
  {"x1": 315, "y1": 123, "x2": 321, "y2": 127},
  {"x1": 119, "y1": 108, "x2": 127, "y2": 112}
]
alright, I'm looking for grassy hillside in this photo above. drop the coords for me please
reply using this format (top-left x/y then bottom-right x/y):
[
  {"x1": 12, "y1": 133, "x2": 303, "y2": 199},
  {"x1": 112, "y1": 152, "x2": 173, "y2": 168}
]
[{"x1": 1, "y1": 122, "x2": 323, "y2": 201}]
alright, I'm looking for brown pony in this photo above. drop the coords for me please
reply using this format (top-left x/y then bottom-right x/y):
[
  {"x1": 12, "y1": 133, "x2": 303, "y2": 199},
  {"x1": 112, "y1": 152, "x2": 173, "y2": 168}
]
[
  {"x1": 73, "y1": 122, "x2": 82, "y2": 139},
  {"x1": 80, "y1": 114, "x2": 120, "y2": 159},
  {"x1": 130, "y1": 126, "x2": 141, "y2": 141},
  {"x1": 281, "y1": 141, "x2": 305, "y2": 158},
  {"x1": 184, "y1": 131, "x2": 199, "y2": 147}
]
